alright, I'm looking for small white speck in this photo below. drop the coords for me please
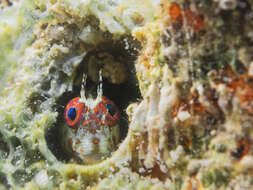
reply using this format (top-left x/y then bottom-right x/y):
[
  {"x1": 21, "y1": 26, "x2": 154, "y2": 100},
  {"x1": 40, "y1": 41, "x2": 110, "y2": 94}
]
[
  {"x1": 138, "y1": 168, "x2": 145, "y2": 173},
  {"x1": 151, "y1": 179, "x2": 159, "y2": 184},
  {"x1": 170, "y1": 145, "x2": 185, "y2": 162},
  {"x1": 210, "y1": 130, "x2": 216, "y2": 136},
  {"x1": 35, "y1": 170, "x2": 49, "y2": 187},
  {"x1": 58, "y1": 26, "x2": 64, "y2": 31},
  {"x1": 164, "y1": 179, "x2": 172, "y2": 188},
  {"x1": 177, "y1": 110, "x2": 191, "y2": 121}
]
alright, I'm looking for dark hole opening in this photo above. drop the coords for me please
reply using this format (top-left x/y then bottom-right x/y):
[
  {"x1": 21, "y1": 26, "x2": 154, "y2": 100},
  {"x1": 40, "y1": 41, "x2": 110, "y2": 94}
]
[{"x1": 46, "y1": 36, "x2": 142, "y2": 162}]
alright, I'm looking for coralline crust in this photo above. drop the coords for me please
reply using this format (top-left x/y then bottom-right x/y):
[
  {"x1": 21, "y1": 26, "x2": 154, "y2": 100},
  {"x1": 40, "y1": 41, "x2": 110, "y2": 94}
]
[{"x1": 0, "y1": 0, "x2": 253, "y2": 189}]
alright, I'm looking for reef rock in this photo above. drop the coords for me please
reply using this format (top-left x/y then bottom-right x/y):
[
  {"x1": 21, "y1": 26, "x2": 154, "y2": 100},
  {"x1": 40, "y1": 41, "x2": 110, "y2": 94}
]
[{"x1": 0, "y1": 0, "x2": 253, "y2": 189}]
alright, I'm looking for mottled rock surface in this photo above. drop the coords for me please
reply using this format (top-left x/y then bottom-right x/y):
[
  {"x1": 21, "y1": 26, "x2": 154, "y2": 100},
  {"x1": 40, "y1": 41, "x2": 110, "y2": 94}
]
[{"x1": 0, "y1": 0, "x2": 253, "y2": 189}]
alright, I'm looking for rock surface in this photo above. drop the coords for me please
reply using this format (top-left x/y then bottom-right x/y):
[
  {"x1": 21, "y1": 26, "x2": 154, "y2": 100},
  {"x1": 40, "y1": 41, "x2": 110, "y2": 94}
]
[{"x1": 0, "y1": 0, "x2": 253, "y2": 189}]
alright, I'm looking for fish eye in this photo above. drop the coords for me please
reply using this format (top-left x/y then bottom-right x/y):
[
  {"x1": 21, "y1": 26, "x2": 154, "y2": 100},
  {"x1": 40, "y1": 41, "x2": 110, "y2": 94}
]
[
  {"x1": 67, "y1": 107, "x2": 77, "y2": 121},
  {"x1": 64, "y1": 97, "x2": 84, "y2": 127},
  {"x1": 106, "y1": 103, "x2": 116, "y2": 117},
  {"x1": 93, "y1": 96, "x2": 119, "y2": 127}
]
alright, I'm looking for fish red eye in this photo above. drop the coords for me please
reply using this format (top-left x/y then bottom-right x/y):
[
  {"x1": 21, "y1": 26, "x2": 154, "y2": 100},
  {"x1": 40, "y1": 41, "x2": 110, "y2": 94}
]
[
  {"x1": 65, "y1": 97, "x2": 85, "y2": 127},
  {"x1": 101, "y1": 96, "x2": 119, "y2": 126}
]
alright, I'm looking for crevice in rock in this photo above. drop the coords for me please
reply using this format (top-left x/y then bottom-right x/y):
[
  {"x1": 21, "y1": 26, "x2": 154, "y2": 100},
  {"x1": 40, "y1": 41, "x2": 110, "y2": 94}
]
[{"x1": 46, "y1": 36, "x2": 142, "y2": 162}]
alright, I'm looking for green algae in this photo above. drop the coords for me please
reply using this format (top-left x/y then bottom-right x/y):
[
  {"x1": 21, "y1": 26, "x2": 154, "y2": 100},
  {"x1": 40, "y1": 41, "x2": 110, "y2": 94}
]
[
  {"x1": 1, "y1": 0, "x2": 253, "y2": 189},
  {"x1": 0, "y1": 0, "x2": 155, "y2": 189}
]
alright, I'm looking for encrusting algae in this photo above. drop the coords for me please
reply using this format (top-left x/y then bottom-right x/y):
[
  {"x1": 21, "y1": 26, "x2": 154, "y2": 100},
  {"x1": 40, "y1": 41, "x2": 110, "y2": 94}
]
[{"x1": 0, "y1": 0, "x2": 253, "y2": 189}]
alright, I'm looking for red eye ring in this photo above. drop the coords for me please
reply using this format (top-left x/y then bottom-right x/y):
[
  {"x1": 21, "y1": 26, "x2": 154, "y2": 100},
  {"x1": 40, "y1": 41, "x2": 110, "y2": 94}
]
[
  {"x1": 101, "y1": 96, "x2": 119, "y2": 126},
  {"x1": 65, "y1": 97, "x2": 85, "y2": 128}
]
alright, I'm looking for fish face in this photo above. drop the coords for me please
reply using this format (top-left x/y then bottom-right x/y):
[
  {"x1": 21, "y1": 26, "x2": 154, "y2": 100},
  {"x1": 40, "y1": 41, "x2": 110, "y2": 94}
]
[{"x1": 64, "y1": 95, "x2": 120, "y2": 163}]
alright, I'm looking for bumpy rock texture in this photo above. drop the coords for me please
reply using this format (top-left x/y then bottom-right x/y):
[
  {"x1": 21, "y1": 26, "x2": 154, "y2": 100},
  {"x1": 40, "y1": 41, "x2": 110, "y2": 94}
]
[{"x1": 0, "y1": 0, "x2": 253, "y2": 189}]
